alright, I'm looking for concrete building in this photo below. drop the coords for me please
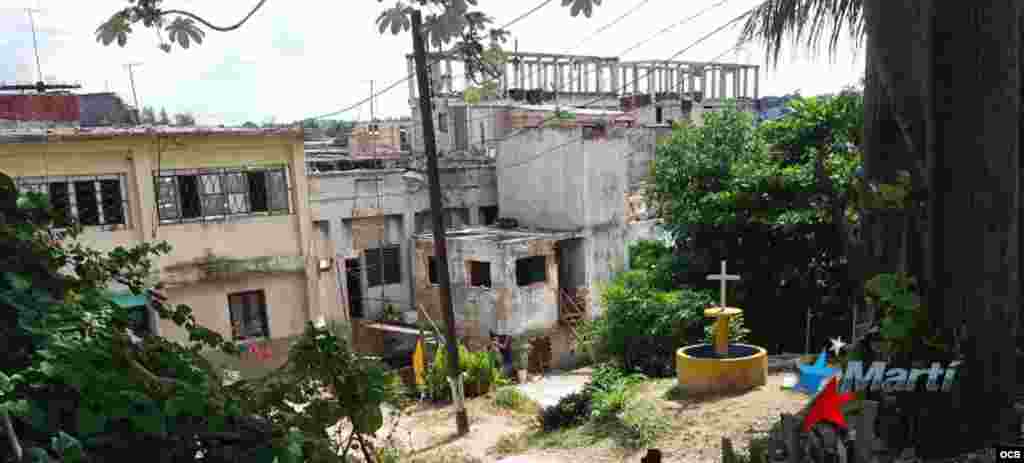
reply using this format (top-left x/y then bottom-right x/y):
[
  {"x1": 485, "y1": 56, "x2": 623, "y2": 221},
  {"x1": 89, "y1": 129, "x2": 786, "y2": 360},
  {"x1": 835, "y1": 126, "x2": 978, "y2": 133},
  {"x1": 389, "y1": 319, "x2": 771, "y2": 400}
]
[{"x1": 0, "y1": 126, "x2": 340, "y2": 376}]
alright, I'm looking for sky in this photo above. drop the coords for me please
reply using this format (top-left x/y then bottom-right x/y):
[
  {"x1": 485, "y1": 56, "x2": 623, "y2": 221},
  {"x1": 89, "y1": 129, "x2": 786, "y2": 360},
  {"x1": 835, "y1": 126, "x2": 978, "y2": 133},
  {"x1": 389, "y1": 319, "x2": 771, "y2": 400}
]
[{"x1": 1, "y1": 0, "x2": 865, "y2": 126}]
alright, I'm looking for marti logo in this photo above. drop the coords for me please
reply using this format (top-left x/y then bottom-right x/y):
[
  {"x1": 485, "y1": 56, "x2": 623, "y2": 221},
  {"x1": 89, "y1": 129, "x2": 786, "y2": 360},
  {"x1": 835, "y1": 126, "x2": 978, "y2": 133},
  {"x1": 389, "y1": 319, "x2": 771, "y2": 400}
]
[{"x1": 836, "y1": 360, "x2": 961, "y2": 393}]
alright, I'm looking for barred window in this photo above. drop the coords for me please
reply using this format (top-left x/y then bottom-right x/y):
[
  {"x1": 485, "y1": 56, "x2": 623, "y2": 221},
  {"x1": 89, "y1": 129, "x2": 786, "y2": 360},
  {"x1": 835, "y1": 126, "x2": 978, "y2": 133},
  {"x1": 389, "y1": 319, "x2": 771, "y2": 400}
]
[
  {"x1": 155, "y1": 166, "x2": 291, "y2": 224},
  {"x1": 14, "y1": 174, "x2": 130, "y2": 230},
  {"x1": 228, "y1": 290, "x2": 269, "y2": 341}
]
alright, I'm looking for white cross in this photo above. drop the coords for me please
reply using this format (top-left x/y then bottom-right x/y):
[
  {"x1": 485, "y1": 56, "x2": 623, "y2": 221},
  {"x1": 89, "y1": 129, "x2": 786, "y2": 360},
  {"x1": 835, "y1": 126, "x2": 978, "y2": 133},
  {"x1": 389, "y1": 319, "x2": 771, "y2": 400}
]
[{"x1": 706, "y1": 260, "x2": 740, "y2": 309}]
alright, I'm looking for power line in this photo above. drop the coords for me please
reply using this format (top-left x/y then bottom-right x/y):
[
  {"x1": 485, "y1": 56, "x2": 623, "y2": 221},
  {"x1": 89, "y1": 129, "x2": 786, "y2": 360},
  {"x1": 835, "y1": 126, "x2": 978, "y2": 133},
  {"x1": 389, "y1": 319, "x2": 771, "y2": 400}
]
[
  {"x1": 569, "y1": 0, "x2": 654, "y2": 51},
  {"x1": 494, "y1": 5, "x2": 760, "y2": 170},
  {"x1": 306, "y1": 0, "x2": 555, "y2": 121},
  {"x1": 619, "y1": 0, "x2": 732, "y2": 58}
]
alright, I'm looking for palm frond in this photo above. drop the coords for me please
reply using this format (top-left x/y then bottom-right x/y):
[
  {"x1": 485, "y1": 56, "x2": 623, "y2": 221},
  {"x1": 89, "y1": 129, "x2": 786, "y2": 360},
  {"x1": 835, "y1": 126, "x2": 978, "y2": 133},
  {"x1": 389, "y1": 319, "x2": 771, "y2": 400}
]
[{"x1": 738, "y1": 0, "x2": 865, "y2": 68}]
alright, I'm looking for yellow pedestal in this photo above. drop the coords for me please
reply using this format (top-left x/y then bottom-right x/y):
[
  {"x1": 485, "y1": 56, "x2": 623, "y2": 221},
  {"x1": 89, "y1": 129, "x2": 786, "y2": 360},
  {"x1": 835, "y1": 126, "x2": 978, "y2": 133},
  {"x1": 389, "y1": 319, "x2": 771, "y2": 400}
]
[{"x1": 676, "y1": 343, "x2": 768, "y2": 395}]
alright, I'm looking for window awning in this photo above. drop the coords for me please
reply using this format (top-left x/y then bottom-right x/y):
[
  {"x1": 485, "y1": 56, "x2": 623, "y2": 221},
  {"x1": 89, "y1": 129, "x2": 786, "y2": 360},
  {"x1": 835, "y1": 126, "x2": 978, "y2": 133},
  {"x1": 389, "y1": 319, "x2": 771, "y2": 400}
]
[{"x1": 108, "y1": 292, "x2": 147, "y2": 308}]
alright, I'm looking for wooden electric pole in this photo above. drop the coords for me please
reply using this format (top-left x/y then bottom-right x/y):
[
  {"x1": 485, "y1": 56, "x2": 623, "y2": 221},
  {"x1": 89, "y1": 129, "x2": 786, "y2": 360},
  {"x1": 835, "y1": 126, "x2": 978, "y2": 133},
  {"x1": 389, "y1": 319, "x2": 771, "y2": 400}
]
[{"x1": 410, "y1": 9, "x2": 469, "y2": 436}]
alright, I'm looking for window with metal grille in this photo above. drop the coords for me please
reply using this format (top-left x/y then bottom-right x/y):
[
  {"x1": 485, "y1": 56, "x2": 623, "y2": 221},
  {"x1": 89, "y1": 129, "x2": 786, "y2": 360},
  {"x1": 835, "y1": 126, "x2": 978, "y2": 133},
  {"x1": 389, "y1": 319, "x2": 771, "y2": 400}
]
[
  {"x1": 228, "y1": 290, "x2": 269, "y2": 341},
  {"x1": 155, "y1": 166, "x2": 291, "y2": 224},
  {"x1": 515, "y1": 256, "x2": 547, "y2": 286},
  {"x1": 467, "y1": 261, "x2": 491, "y2": 288},
  {"x1": 14, "y1": 174, "x2": 129, "y2": 230},
  {"x1": 366, "y1": 245, "x2": 401, "y2": 287},
  {"x1": 438, "y1": 112, "x2": 448, "y2": 133}
]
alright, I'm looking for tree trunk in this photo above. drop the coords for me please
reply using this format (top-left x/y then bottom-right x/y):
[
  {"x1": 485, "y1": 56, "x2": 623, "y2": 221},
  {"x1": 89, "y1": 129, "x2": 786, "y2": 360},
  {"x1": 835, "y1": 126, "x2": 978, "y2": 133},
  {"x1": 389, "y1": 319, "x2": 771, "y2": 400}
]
[{"x1": 930, "y1": 1, "x2": 1020, "y2": 448}]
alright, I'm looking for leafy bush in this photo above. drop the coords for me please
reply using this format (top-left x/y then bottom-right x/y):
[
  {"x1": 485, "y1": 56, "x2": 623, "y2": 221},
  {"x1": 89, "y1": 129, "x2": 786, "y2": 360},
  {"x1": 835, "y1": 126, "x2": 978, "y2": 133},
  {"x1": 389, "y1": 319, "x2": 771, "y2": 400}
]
[
  {"x1": 538, "y1": 391, "x2": 593, "y2": 432},
  {"x1": 585, "y1": 364, "x2": 645, "y2": 421},
  {"x1": 599, "y1": 271, "x2": 714, "y2": 376},
  {"x1": 424, "y1": 343, "x2": 500, "y2": 400},
  {"x1": 618, "y1": 399, "x2": 671, "y2": 448},
  {"x1": 702, "y1": 312, "x2": 752, "y2": 345},
  {"x1": 493, "y1": 387, "x2": 530, "y2": 410},
  {"x1": 629, "y1": 239, "x2": 672, "y2": 271}
]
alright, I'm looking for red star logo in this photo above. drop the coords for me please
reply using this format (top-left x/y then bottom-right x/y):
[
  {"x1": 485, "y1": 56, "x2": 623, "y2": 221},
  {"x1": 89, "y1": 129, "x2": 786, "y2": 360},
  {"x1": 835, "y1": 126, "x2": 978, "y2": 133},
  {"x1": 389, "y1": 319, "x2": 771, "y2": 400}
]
[{"x1": 801, "y1": 376, "x2": 854, "y2": 432}]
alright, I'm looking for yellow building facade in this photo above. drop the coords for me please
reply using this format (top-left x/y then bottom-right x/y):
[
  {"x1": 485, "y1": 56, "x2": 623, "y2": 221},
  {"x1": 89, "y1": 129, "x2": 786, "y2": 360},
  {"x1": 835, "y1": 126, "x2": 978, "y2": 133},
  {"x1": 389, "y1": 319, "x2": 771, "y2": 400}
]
[{"x1": 0, "y1": 128, "x2": 343, "y2": 374}]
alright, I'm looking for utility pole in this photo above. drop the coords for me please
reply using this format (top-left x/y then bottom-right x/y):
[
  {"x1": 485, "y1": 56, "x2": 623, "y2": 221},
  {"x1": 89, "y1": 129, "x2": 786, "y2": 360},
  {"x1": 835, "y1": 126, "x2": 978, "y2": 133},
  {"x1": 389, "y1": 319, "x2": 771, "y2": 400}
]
[
  {"x1": 25, "y1": 8, "x2": 43, "y2": 84},
  {"x1": 124, "y1": 63, "x2": 142, "y2": 124},
  {"x1": 410, "y1": 9, "x2": 469, "y2": 436}
]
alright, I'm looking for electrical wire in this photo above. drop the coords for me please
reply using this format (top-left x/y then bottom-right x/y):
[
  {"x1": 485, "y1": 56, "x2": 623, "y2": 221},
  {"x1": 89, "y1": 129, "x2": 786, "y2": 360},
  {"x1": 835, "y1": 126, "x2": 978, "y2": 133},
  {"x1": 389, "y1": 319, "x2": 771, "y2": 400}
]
[
  {"x1": 305, "y1": 0, "x2": 557, "y2": 121},
  {"x1": 618, "y1": 0, "x2": 732, "y2": 58}
]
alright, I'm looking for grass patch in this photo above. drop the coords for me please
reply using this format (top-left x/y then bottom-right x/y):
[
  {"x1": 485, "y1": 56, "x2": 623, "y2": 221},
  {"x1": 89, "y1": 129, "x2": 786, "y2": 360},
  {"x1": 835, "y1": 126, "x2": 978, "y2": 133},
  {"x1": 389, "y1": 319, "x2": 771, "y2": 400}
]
[
  {"x1": 492, "y1": 387, "x2": 539, "y2": 415},
  {"x1": 491, "y1": 431, "x2": 531, "y2": 457}
]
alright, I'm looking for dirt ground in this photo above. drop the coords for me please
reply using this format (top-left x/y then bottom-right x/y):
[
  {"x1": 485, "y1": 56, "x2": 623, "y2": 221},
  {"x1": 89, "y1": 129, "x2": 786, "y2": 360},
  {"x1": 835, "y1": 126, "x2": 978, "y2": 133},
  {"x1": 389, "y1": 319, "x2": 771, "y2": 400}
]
[{"x1": 358, "y1": 371, "x2": 810, "y2": 463}]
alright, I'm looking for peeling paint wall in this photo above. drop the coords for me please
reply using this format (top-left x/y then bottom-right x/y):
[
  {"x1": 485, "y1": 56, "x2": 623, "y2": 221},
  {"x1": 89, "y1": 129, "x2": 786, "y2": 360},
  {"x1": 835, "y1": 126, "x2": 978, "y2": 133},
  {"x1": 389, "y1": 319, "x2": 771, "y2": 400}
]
[{"x1": 414, "y1": 236, "x2": 561, "y2": 345}]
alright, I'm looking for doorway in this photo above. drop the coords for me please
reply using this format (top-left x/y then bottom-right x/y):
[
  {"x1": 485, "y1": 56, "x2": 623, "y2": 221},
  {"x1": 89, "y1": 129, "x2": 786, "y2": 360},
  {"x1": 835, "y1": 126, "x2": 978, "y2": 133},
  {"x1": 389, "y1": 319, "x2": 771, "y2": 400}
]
[{"x1": 346, "y1": 258, "x2": 363, "y2": 318}]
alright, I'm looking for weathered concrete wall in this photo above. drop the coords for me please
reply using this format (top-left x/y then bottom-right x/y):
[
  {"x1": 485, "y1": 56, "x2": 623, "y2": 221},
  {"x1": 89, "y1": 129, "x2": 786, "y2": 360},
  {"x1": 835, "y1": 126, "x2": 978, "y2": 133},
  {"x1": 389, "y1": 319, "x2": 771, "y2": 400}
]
[
  {"x1": 1, "y1": 133, "x2": 334, "y2": 343},
  {"x1": 414, "y1": 235, "x2": 561, "y2": 345},
  {"x1": 584, "y1": 223, "x2": 629, "y2": 317},
  {"x1": 497, "y1": 127, "x2": 628, "y2": 231},
  {"x1": 309, "y1": 165, "x2": 499, "y2": 321}
]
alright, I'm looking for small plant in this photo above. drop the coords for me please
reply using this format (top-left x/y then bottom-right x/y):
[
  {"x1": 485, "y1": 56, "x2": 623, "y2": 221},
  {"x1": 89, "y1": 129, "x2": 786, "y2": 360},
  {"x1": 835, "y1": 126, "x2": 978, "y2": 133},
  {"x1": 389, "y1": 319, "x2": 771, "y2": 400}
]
[
  {"x1": 493, "y1": 387, "x2": 529, "y2": 410},
  {"x1": 702, "y1": 312, "x2": 751, "y2": 345},
  {"x1": 584, "y1": 363, "x2": 645, "y2": 421},
  {"x1": 379, "y1": 304, "x2": 401, "y2": 323},
  {"x1": 618, "y1": 399, "x2": 670, "y2": 449},
  {"x1": 538, "y1": 391, "x2": 593, "y2": 432}
]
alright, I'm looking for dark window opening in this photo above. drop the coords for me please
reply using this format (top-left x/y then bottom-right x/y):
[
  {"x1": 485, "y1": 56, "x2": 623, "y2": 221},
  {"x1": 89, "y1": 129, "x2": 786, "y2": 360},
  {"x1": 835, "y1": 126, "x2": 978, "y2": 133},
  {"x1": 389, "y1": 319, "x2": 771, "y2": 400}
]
[
  {"x1": 126, "y1": 305, "x2": 151, "y2": 336},
  {"x1": 428, "y1": 256, "x2": 440, "y2": 285},
  {"x1": 178, "y1": 175, "x2": 202, "y2": 219},
  {"x1": 480, "y1": 206, "x2": 499, "y2": 226},
  {"x1": 248, "y1": 170, "x2": 269, "y2": 212},
  {"x1": 48, "y1": 182, "x2": 71, "y2": 227},
  {"x1": 74, "y1": 181, "x2": 100, "y2": 225},
  {"x1": 228, "y1": 290, "x2": 269, "y2": 341},
  {"x1": 515, "y1": 256, "x2": 547, "y2": 287},
  {"x1": 582, "y1": 124, "x2": 607, "y2": 140},
  {"x1": 366, "y1": 245, "x2": 401, "y2": 287},
  {"x1": 346, "y1": 258, "x2": 363, "y2": 318},
  {"x1": 438, "y1": 113, "x2": 448, "y2": 133},
  {"x1": 100, "y1": 179, "x2": 125, "y2": 225},
  {"x1": 468, "y1": 261, "x2": 492, "y2": 288},
  {"x1": 655, "y1": 106, "x2": 664, "y2": 124}
]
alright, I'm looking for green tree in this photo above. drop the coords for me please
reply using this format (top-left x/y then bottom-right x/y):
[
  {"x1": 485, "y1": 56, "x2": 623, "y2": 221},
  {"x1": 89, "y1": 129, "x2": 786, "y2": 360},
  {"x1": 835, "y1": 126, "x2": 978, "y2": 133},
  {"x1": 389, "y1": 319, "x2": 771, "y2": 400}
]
[
  {"x1": 0, "y1": 173, "x2": 401, "y2": 462},
  {"x1": 140, "y1": 106, "x2": 156, "y2": 125},
  {"x1": 241, "y1": 121, "x2": 259, "y2": 129},
  {"x1": 158, "y1": 107, "x2": 170, "y2": 125},
  {"x1": 741, "y1": 0, "x2": 1021, "y2": 452},
  {"x1": 96, "y1": 0, "x2": 601, "y2": 82}
]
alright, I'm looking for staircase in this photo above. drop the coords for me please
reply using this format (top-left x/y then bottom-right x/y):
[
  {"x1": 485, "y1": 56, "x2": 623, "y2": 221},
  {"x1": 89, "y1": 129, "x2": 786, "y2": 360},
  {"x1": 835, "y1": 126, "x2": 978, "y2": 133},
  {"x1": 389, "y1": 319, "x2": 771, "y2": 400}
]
[{"x1": 559, "y1": 288, "x2": 588, "y2": 351}]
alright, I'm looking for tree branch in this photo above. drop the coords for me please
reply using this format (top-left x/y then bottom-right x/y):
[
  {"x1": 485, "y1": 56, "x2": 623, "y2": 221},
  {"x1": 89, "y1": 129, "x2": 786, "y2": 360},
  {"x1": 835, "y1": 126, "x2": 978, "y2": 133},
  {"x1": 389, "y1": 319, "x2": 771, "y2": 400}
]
[
  {"x1": 162, "y1": 0, "x2": 269, "y2": 32},
  {"x1": 1, "y1": 410, "x2": 22, "y2": 462}
]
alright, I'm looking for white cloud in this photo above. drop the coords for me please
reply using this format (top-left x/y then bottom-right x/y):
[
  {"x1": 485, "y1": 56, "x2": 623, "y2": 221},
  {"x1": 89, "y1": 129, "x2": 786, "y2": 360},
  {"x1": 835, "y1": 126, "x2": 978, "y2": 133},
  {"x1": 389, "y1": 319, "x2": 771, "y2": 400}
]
[{"x1": 2, "y1": 0, "x2": 863, "y2": 126}]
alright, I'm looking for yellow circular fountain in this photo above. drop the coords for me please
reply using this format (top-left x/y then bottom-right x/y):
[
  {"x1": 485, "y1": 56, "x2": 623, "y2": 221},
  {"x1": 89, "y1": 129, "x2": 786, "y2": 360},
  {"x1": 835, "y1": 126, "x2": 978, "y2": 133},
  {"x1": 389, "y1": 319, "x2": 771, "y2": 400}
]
[{"x1": 676, "y1": 261, "x2": 767, "y2": 394}]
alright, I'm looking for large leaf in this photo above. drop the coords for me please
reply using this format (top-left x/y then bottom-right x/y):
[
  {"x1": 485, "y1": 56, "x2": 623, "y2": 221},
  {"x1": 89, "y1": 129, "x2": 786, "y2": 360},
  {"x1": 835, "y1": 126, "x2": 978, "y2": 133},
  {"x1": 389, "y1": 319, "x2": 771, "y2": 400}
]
[
  {"x1": 166, "y1": 17, "x2": 205, "y2": 49},
  {"x1": 95, "y1": 13, "x2": 132, "y2": 47},
  {"x1": 562, "y1": 0, "x2": 602, "y2": 18},
  {"x1": 377, "y1": 3, "x2": 411, "y2": 35}
]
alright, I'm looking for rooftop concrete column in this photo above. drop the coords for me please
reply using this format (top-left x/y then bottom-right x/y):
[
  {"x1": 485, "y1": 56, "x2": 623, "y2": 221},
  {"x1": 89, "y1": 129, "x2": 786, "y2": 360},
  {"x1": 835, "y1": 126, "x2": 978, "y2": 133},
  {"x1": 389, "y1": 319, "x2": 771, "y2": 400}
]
[
  {"x1": 753, "y1": 67, "x2": 760, "y2": 100},
  {"x1": 701, "y1": 67, "x2": 708, "y2": 98},
  {"x1": 131, "y1": 141, "x2": 156, "y2": 243},
  {"x1": 606, "y1": 60, "x2": 614, "y2": 94},
  {"x1": 742, "y1": 67, "x2": 749, "y2": 99},
  {"x1": 733, "y1": 66, "x2": 741, "y2": 100},
  {"x1": 719, "y1": 67, "x2": 727, "y2": 99},
  {"x1": 646, "y1": 65, "x2": 654, "y2": 95},
  {"x1": 517, "y1": 60, "x2": 524, "y2": 90},
  {"x1": 595, "y1": 62, "x2": 602, "y2": 94},
  {"x1": 626, "y1": 64, "x2": 634, "y2": 94},
  {"x1": 540, "y1": 61, "x2": 547, "y2": 90}
]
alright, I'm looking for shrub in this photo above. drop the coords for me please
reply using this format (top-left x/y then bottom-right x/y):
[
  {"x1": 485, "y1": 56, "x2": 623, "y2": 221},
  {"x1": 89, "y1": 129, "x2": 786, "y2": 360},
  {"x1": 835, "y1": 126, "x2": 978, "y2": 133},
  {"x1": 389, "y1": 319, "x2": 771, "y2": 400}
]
[
  {"x1": 585, "y1": 363, "x2": 645, "y2": 421},
  {"x1": 538, "y1": 391, "x2": 593, "y2": 432},
  {"x1": 702, "y1": 312, "x2": 752, "y2": 345},
  {"x1": 493, "y1": 387, "x2": 529, "y2": 410},
  {"x1": 618, "y1": 399, "x2": 671, "y2": 448},
  {"x1": 599, "y1": 271, "x2": 714, "y2": 376},
  {"x1": 426, "y1": 343, "x2": 501, "y2": 400}
]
